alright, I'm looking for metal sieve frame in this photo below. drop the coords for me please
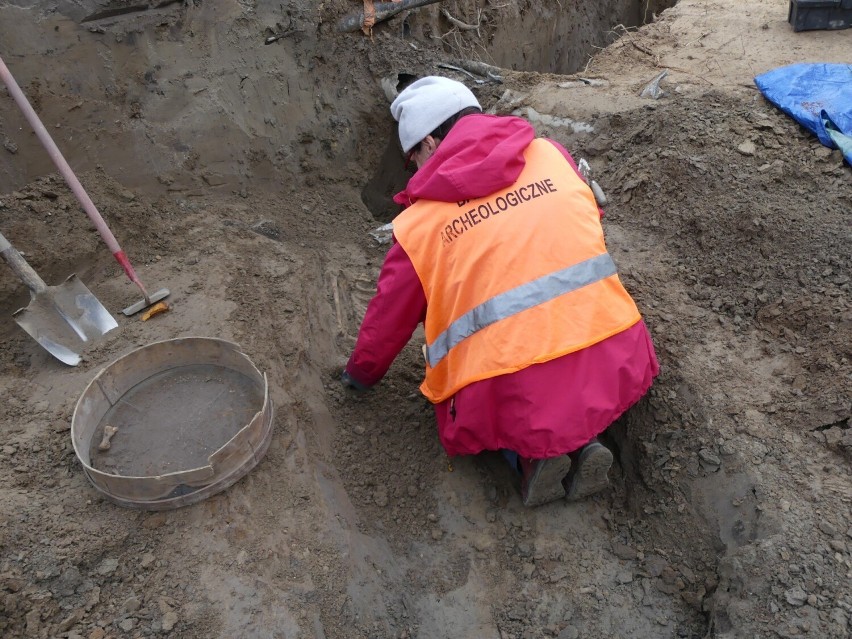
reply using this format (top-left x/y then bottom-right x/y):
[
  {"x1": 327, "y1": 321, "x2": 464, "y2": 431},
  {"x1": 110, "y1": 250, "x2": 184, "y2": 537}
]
[{"x1": 71, "y1": 337, "x2": 273, "y2": 510}]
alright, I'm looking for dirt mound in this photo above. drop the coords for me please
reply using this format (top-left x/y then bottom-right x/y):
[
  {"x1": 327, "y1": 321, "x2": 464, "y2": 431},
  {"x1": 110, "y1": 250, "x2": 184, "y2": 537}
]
[{"x1": 1, "y1": 0, "x2": 850, "y2": 638}]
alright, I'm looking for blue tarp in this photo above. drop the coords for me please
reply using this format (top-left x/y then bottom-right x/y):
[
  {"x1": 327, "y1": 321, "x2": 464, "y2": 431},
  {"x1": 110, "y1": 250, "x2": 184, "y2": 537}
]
[{"x1": 754, "y1": 63, "x2": 852, "y2": 164}]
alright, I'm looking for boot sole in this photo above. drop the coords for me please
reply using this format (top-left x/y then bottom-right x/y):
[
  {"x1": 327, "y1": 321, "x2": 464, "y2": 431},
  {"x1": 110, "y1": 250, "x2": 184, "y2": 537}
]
[
  {"x1": 565, "y1": 443, "x2": 613, "y2": 501},
  {"x1": 522, "y1": 455, "x2": 572, "y2": 507}
]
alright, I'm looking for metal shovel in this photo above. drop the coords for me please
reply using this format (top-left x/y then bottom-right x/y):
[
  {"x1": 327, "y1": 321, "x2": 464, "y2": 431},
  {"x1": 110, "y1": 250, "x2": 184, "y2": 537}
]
[
  {"x1": 0, "y1": 230, "x2": 118, "y2": 365},
  {"x1": 0, "y1": 54, "x2": 169, "y2": 316}
]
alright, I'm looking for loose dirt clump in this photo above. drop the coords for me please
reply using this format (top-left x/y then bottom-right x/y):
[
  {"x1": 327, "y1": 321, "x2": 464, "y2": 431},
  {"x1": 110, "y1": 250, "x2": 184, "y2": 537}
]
[{"x1": 1, "y1": 1, "x2": 850, "y2": 638}]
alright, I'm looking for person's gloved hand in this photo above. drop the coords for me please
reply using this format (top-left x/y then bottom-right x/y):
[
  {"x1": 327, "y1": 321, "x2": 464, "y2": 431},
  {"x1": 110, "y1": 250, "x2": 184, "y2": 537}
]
[{"x1": 341, "y1": 369, "x2": 370, "y2": 393}]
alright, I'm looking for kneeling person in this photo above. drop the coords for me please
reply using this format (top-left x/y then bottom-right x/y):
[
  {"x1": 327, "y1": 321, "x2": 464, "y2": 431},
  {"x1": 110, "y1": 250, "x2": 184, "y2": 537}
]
[{"x1": 342, "y1": 77, "x2": 659, "y2": 506}]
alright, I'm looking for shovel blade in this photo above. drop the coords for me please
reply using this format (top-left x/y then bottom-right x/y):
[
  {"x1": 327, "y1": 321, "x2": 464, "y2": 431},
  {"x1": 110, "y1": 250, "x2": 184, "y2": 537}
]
[
  {"x1": 11, "y1": 275, "x2": 118, "y2": 366},
  {"x1": 52, "y1": 274, "x2": 119, "y2": 339}
]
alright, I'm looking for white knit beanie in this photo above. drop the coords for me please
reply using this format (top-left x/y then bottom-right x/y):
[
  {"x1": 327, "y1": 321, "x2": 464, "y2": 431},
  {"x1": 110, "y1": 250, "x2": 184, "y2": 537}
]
[{"x1": 390, "y1": 76, "x2": 481, "y2": 154}]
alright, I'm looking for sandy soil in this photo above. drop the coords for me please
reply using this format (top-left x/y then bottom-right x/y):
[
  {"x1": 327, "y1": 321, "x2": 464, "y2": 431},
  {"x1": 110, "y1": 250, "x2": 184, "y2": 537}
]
[{"x1": 0, "y1": 1, "x2": 850, "y2": 638}]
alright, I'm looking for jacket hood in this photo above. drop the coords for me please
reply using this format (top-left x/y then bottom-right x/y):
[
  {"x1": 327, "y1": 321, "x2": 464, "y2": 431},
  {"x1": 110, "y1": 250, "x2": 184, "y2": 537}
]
[{"x1": 393, "y1": 114, "x2": 536, "y2": 206}]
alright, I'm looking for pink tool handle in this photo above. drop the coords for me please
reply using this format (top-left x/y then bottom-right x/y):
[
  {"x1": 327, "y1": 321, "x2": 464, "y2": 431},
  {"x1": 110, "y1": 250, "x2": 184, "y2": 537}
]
[
  {"x1": 114, "y1": 251, "x2": 148, "y2": 297},
  {"x1": 0, "y1": 54, "x2": 144, "y2": 291}
]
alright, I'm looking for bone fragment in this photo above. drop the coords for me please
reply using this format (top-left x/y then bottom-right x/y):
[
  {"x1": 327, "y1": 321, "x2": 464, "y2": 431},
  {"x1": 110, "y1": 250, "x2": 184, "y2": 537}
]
[{"x1": 98, "y1": 424, "x2": 119, "y2": 451}]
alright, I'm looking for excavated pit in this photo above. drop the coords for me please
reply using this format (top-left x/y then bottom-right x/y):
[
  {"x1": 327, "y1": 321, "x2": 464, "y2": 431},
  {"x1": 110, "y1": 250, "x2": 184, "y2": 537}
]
[
  {"x1": 361, "y1": 0, "x2": 678, "y2": 220},
  {"x1": 484, "y1": 0, "x2": 678, "y2": 73}
]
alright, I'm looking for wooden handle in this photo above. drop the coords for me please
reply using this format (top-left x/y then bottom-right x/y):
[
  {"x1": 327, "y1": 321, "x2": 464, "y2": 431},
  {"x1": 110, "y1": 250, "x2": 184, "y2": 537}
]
[{"x1": 0, "y1": 230, "x2": 47, "y2": 294}]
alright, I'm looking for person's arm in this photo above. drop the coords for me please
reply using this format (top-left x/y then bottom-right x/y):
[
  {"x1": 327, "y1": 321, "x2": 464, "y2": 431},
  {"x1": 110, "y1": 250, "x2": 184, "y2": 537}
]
[{"x1": 344, "y1": 240, "x2": 427, "y2": 389}]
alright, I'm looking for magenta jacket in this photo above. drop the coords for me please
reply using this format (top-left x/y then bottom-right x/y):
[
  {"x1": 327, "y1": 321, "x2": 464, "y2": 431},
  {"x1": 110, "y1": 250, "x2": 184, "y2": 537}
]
[{"x1": 346, "y1": 114, "x2": 659, "y2": 458}]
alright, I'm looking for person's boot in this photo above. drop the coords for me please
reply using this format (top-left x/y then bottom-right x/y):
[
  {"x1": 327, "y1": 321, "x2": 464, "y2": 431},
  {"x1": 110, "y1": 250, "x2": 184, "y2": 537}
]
[
  {"x1": 563, "y1": 439, "x2": 614, "y2": 501},
  {"x1": 519, "y1": 454, "x2": 572, "y2": 507}
]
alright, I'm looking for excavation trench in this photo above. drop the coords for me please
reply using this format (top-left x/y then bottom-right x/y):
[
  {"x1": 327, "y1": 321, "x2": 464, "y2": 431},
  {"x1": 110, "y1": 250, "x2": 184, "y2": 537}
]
[
  {"x1": 350, "y1": 3, "x2": 740, "y2": 637},
  {"x1": 4, "y1": 1, "x2": 848, "y2": 638},
  {"x1": 483, "y1": 0, "x2": 678, "y2": 74}
]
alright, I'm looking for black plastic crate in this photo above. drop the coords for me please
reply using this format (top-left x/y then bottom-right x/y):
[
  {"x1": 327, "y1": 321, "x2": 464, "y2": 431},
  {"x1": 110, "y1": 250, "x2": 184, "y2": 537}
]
[{"x1": 788, "y1": 0, "x2": 852, "y2": 31}]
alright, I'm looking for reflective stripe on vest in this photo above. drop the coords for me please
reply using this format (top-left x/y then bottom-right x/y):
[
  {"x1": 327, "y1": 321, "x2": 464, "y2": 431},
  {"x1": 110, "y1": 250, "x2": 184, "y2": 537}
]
[
  {"x1": 393, "y1": 138, "x2": 642, "y2": 403},
  {"x1": 426, "y1": 253, "x2": 617, "y2": 367}
]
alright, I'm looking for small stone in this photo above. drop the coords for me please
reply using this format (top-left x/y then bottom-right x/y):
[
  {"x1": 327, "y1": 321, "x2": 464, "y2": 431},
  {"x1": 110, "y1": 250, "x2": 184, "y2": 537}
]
[
  {"x1": 96, "y1": 558, "x2": 119, "y2": 576},
  {"x1": 88, "y1": 628, "x2": 106, "y2": 639},
  {"x1": 86, "y1": 586, "x2": 101, "y2": 609},
  {"x1": 123, "y1": 596, "x2": 141, "y2": 614},
  {"x1": 719, "y1": 442, "x2": 737, "y2": 456},
  {"x1": 162, "y1": 611, "x2": 179, "y2": 632},
  {"x1": 158, "y1": 598, "x2": 173, "y2": 615},
  {"x1": 118, "y1": 617, "x2": 136, "y2": 631},
  {"x1": 660, "y1": 566, "x2": 678, "y2": 585},
  {"x1": 785, "y1": 586, "x2": 807, "y2": 606},
  {"x1": 681, "y1": 589, "x2": 705, "y2": 608},
  {"x1": 698, "y1": 449, "x2": 721, "y2": 467},
  {"x1": 643, "y1": 555, "x2": 667, "y2": 578},
  {"x1": 829, "y1": 540, "x2": 846, "y2": 553},
  {"x1": 140, "y1": 553, "x2": 155, "y2": 568},
  {"x1": 431, "y1": 528, "x2": 443, "y2": 541},
  {"x1": 472, "y1": 534, "x2": 493, "y2": 552},
  {"x1": 737, "y1": 140, "x2": 756, "y2": 156},
  {"x1": 824, "y1": 428, "x2": 844, "y2": 446},
  {"x1": 51, "y1": 421, "x2": 71, "y2": 433},
  {"x1": 548, "y1": 566, "x2": 568, "y2": 583},
  {"x1": 611, "y1": 541, "x2": 639, "y2": 560},
  {"x1": 54, "y1": 566, "x2": 83, "y2": 596},
  {"x1": 818, "y1": 521, "x2": 837, "y2": 537},
  {"x1": 616, "y1": 571, "x2": 634, "y2": 584},
  {"x1": 57, "y1": 609, "x2": 83, "y2": 632},
  {"x1": 373, "y1": 487, "x2": 388, "y2": 507},
  {"x1": 557, "y1": 626, "x2": 579, "y2": 639},
  {"x1": 25, "y1": 609, "x2": 40, "y2": 633}
]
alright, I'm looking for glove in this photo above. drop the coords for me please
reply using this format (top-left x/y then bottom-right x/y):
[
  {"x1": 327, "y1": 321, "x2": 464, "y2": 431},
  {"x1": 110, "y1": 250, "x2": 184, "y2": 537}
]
[{"x1": 341, "y1": 370, "x2": 370, "y2": 393}]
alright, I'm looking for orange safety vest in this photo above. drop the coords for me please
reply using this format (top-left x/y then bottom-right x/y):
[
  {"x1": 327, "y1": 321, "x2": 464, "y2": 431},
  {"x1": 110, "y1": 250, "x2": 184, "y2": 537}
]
[{"x1": 393, "y1": 138, "x2": 642, "y2": 403}]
